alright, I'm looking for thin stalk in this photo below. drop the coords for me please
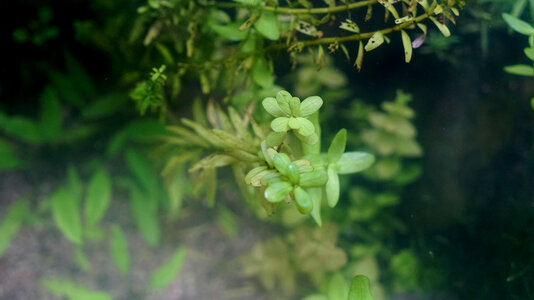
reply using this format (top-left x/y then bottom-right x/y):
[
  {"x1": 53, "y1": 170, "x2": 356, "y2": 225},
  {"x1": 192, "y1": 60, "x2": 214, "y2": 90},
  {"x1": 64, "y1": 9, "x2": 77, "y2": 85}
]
[{"x1": 207, "y1": 0, "x2": 377, "y2": 14}]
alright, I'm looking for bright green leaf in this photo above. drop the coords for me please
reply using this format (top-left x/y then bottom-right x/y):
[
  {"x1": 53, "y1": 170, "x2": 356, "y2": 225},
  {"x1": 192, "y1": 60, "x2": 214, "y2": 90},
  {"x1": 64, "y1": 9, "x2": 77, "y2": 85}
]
[
  {"x1": 254, "y1": 12, "x2": 280, "y2": 40},
  {"x1": 262, "y1": 97, "x2": 287, "y2": 117},
  {"x1": 41, "y1": 278, "x2": 113, "y2": 300},
  {"x1": 328, "y1": 273, "x2": 349, "y2": 300},
  {"x1": 337, "y1": 152, "x2": 375, "y2": 174},
  {"x1": 524, "y1": 47, "x2": 534, "y2": 60},
  {"x1": 326, "y1": 167, "x2": 340, "y2": 207},
  {"x1": 503, "y1": 13, "x2": 534, "y2": 35},
  {"x1": 273, "y1": 153, "x2": 292, "y2": 175},
  {"x1": 110, "y1": 225, "x2": 130, "y2": 275},
  {"x1": 287, "y1": 163, "x2": 300, "y2": 184},
  {"x1": 51, "y1": 187, "x2": 83, "y2": 245},
  {"x1": 294, "y1": 186, "x2": 313, "y2": 214},
  {"x1": 328, "y1": 129, "x2": 347, "y2": 163},
  {"x1": 149, "y1": 247, "x2": 187, "y2": 290},
  {"x1": 84, "y1": 168, "x2": 112, "y2": 226},
  {"x1": 264, "y1": 181, "x2": 293, "y2": 203},
  {"x1": 504, "y1": 64, "x2": 534, "y2": 76},
  {"x1": 348, "y1": 275, "x2": 374, "y2": 300}
]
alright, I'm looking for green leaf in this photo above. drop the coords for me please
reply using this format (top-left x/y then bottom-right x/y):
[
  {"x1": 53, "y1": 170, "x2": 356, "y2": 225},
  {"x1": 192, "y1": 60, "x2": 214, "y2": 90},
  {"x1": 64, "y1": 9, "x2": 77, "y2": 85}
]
[
  {"x1": 41, "y1": 278, "x2": 113, "y2": 300},
  {"x1": 289, "y1": 97, "x2": 301, "y2": 115},
  {"x1": 264, "y1": 181, "x2": 293, "y2": 203},
  {"x1": 328, "y1": 129, "x2": 347, "y2": 163},
  {"x1": 252, "y1": 56, "x2": 275, "y2": 88},
  {"x1": 276, "y1": 90, "x2": 292, "y2": 115},
  {"x1": 300, "y1": 170, "x2": 328, "y2": 188},
  {"x1": 364, "y1": 32, "x2": 384, "y2": 52},
  {"x1": 271, "y1": 117, "x2": 290, "y2": 133},
  {"x1": 0, "y1": 199, "x2": 29, "y2": 257},
  {"x1": 82, "y1": 92, "x2": 128, "y2": 120},
  {"x1": 273, "y1": 153, "x2": 292, "y2": 175},
  {"x1": 326, "y1": 167, "x2": 340, "y2": 207},
  {"x1": 110, "y1": 225, "x2": 130, "y2": 275},
  {"x1": 149, "y1": 247, "x2": 187, "y2": 290},
  {"x1": 296, "y1": 117, "x2": 315, "y2": 136},
  {"x1": 266, "y1": 131, "x2": 287, "y2": 146},
  {"x1": 337, "y1": 152, "x2": 375, "y2": 174},
  {"x1": 51, "y1": 187, "x2": 83, "y2": 245},
  {"x1": 503, "y1": 13, "x2": 534, "y2": 35},
  {"x1": 401, "y1": 30, "x2": 412, "y2": 63},
  {"x1": 217, "y1": 206, "x2": 239, "y2": 238},
  {"x1": 0, "y1": 139, "x2": 24, "y2": 170},
  {"x1": 262, "y1": 97, "x2": 287, "y2": 117},
  {"x1": 504, "y1": 64, "x2": 534, "y2": 76},
  {"x1": 531, "y1": 97, "x2": 534, "y2": 110},
  {"x1": 524, "y1": 47, "x2": 534, "y2": 60},
  {"x1": 308, "y1": 187, "x2": 323, "y2": 226},
  {"x1": 211, "y1": 22, "x2": 247, "y2": 41},
  {"x1": 328, "y1": 273, "x2": 349, "y2": 300},
  {"x1": 348, "y1": 275, "x2": 374, "y2": 300},
  {"x1": 84, "y1": 168, "x2": 112, "y2": 226},
  {"x1": 245, "y1": 166, "x2": 268, "y2": 185},
  {"x1": 299, "y1": 96, "x2": 323, "y2": 117},
  {"x1": 73, "y1": 247, "x2": 91, "y2": 272},
  {"x1": 293, "y1": 186, "x2": 313, "y2": 214},
  {"x1": 429, "y1": 16, "x2": 451, "y2": 37},
  {"x1": 128, "y1": 184, "x2": 160, "y2": 247},
  {"x1": 254, "y1": 12, "x2": 280, "y2": 40},
  {"x1": 39, "y1": 87, "x2": 62, "y2": 140},
  {"x1": 287, "y1": 163, "x2": 300, "y2": 184},
  {"x1": 0, "y1": 116, "x2": 41, "y2": 144},
  {"x1": 125, "y1": 149, "x2": 161, "y2": 201}
]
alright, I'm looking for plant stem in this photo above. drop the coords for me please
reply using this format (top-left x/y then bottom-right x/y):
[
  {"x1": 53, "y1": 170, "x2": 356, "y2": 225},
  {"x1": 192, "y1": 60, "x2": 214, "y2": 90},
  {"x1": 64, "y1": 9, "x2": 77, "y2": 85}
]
[{"x1": 209, "y1": 0, "x2": 377, "y2": 14}]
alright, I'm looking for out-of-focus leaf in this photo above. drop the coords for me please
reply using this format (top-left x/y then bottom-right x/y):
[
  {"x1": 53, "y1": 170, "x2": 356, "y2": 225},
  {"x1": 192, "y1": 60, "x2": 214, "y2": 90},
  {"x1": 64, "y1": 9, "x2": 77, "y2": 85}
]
[
  {"x1": 0, "y1": 199, "x2": 29, "y2": 257},
  {"x1": 328, "y1": 272, "x2": 349, "y2": 300},
  {"x1": 211, "y1": 22, "x2": 247, "y2": 41},
  {"x1": 149, "y1": 247, "x2": 187, "y2": 290},
  {"x1": 125, "y1": 149, "x2": 161, "y2": 201},
  {"x1": 252, "y1": 56, "x2": 275, "y2": 88},
  {"x1": 128, "y1": 184, "x2": 160, "y2": 247},
  {"x1": 524, "y1": 48, "x2": 534, "y2": 60},
  {"x1": 503, "y1": 13, "x2": 534, "y2": 35},
  {"x1": 504, "y1": 64, "x2": 534, "y2": 76},
  {"x1": 337, "y1": 152, "x2": 375, "y2": 174},
  {"x1": 82, "y1": 92, "x2": 128, "y2": 120},
  {"x1": 348, "y1": 275, "x2": 374, "y2": 300},
  {"x1": 84, "y1": 168, "x2": 112, "y2": 226},
  {"x1": 39, "y1": 87, "x2": 62, "y2": 140},
  {"x1": 0, "y1": 139, "x2": 24, "y2": 170},
  {"x1": 73, "y1": 247, "x2": 91, "y2": 272},
  {"x1": 326, "y1": 167, "x2": 340, "y2": 207},
  {"x1": 254, "y1": 12, "x2": 280, "y2": 40},
  {"x1": 0, "y1": 116, "x2": 41, "y2": 143},
  {"x1": 110, "y1": 225, "x2": 130, "y2": 275},
  {"x1": 217, "y1": 206, "x2": 239, "y2": 238},
  {"x1": 308, "y1": 187, "x2": 322, "y2": 226},
  {"x1": 51, "y1": 187, "x2": 83, "y2": 245},
  {"x1": 41, "y1": 278, "x2": 113, "y2": 300}
]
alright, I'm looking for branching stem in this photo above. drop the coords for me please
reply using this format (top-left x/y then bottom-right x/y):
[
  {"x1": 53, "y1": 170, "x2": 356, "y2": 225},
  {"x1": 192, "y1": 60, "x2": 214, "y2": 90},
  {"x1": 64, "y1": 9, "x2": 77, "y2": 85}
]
[{"x1": 208, "y1": 0, "x2": 378, "y2": 15}]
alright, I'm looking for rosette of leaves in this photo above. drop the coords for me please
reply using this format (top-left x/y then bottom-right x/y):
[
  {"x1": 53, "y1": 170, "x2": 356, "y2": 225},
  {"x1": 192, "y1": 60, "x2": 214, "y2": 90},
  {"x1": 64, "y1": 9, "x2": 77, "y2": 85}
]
[{"x1": 262, "y1": 90, "x2": 322, "y2": 146}]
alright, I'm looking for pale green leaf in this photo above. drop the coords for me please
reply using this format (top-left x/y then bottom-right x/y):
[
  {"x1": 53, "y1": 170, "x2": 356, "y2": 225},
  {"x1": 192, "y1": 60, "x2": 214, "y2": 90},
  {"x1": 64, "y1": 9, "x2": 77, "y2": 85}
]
[
  {"x1": 504, "y1": 64, "x2": 534, "y2": 76},
  {"x1": 296, "y1": 117, "x2": 315, "y2": 136},
  {"x1": 326, "y1": 167, "x2": 340, "y2": 207},
  {"x1": 355, "y1": 40, "x2": 364, "y2": 71},
  {"x1": 299, "y1": 96, "x2": 323, "y2": 117},
  {"x1": 401, "y1": 30, "x2": 412, "y2": 63},
  {"x1": 84, "y1": 168, "x2": 112, "y2": 226},
  {"x1": 51, "y1": 187, "x2": 83, "y2": 245},
  {"x1": 264, "y1": 181, "x2": 293, "y2": 203},
  {"x1": 271, "y1": 117, "x2": 290, "y2": 132},
  {"x1": 149, "y1": 247, "x2": 187, "y2": 290},
  {"x1": 73, "y1": 247, "x2": 91, "y2": 272},
  {"x1": 276, "y1": 90, "x2": 292, "y2": 114},
  {"x1": 300, "y1": 170, "x2": 328, "y2": 188},
  {"x1": 308, "y1": 187, "x2": 322, "y2": 226},
  {"x1": 364, "y1": 32, "x2": 384, "y2": 52},
  {"x1": 128, "y1": 184, "x2": 160, "y2": 247},
  {"x1": 429, "y1": 16, "x2": 451, "y2": 37},
  {"x1": 110, "y1": 225, "x2": 130, "y2": 275},
  {"x1": 328, "y1": 273, "x2": 349, "y2": 300},
  {"x1": 337, "y1": 152, "x2": 375, "y2": 174},
  {"x1": 254, "y1": 12, "x2": 280, "y2": 40},
  {"x1": 41, "y1": 278, "x2": 113, "y2": 300},
  {"x1": 503, "y1": 13, "x2": 534, "y2": 35},
  {"x1": 263, "y1": 97, "x2": 287, "y2": 117},
  {"x1": 327, "y1": 129, "x2": 347, "y2": 163},
  {"x1": 348, "y1": 275, "x2": 374, "y2": 300},
  {"x1": 266, "y1": 131, "x2": 286, "y2": 146},
  {"x1": 0, "y1": 199, "x2": 29, "y2": 257},
  {"x1": 273, "y1": 153, "x2": 292, "y2": 175}
]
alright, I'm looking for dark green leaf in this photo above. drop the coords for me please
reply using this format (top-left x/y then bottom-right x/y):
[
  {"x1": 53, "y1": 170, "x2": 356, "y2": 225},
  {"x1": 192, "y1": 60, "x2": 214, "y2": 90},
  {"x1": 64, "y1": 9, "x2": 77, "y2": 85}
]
[
  {"x1": 0, "y1": 116, "x2": 41, "y2": 144},
  {"x1": 39, "y1": 87, "x2": 62, "y2": 140},
  {"x1": 149, "y1": 247, "x2": 187, "y2": 290},
  {"x1": 0, "y1": 139, "x2": 24, "y2": 170},
  {"x1": 82, "y1": 92, "x2": 128, "y2": 120}
]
